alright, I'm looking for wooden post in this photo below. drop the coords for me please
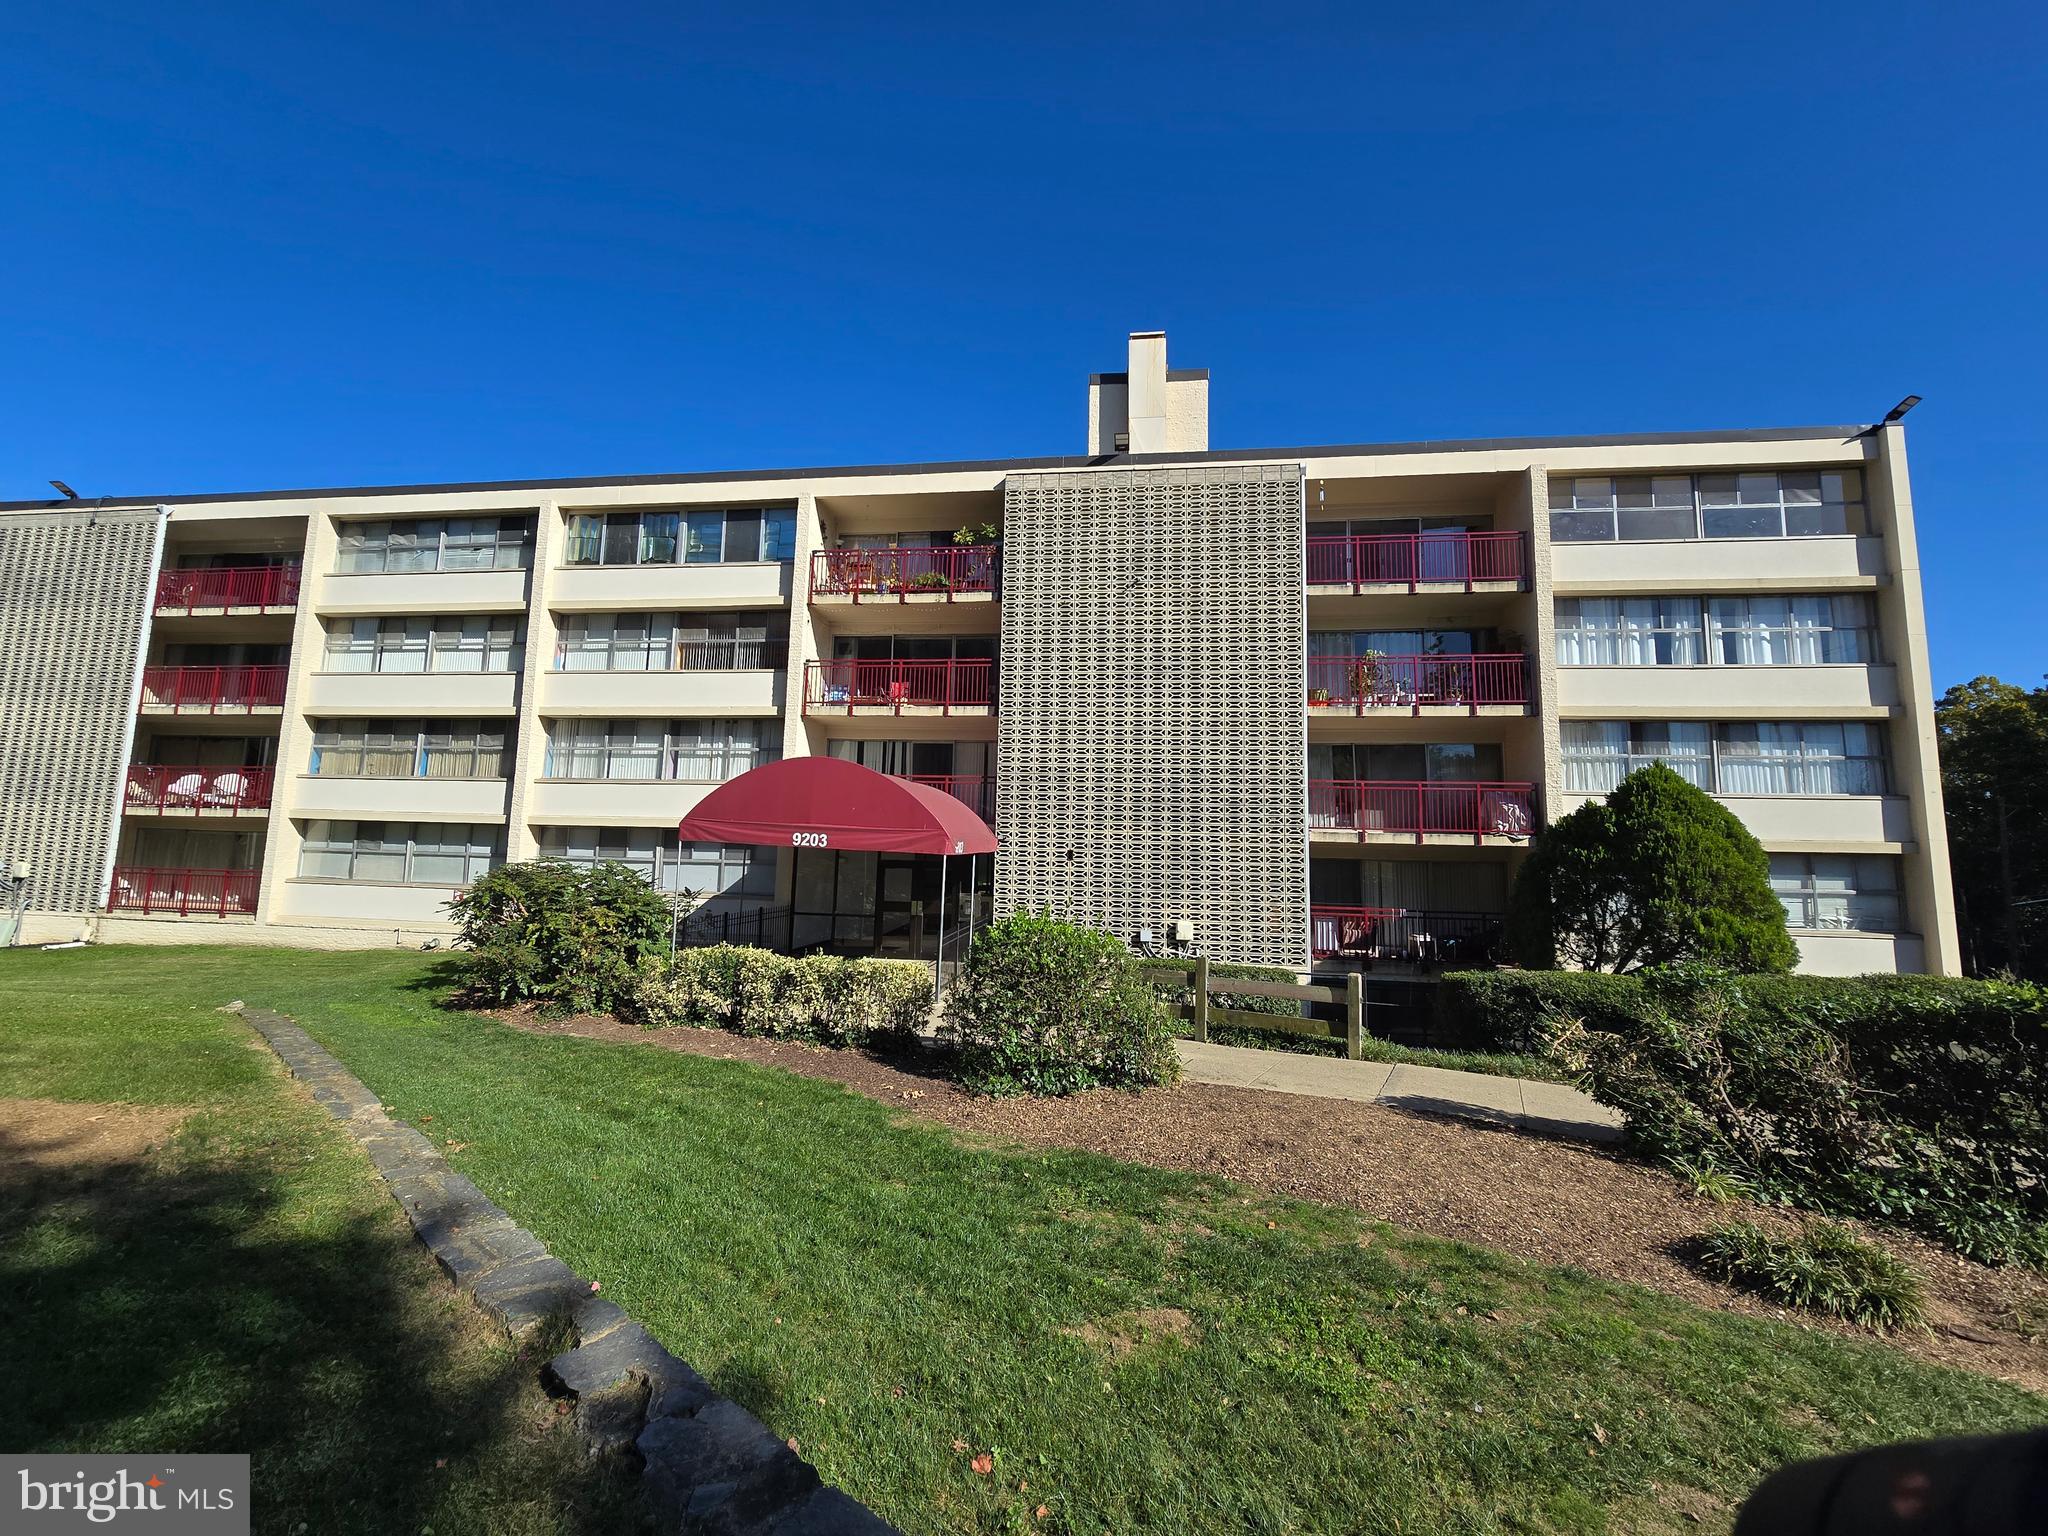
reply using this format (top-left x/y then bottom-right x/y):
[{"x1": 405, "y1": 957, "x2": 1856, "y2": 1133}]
[
  {"x1": 1345, "y1": 970, "x2": 1363, "y2": 1060},
  {"x1": 1191, "y1": 954, "x2": 1210, "y2": 1044}
]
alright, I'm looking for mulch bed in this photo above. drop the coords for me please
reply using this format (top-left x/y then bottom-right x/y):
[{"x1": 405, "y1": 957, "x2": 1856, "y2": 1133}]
[{"x1": 492, "y1": 1009, "x2": 2048, "y2": 1393}]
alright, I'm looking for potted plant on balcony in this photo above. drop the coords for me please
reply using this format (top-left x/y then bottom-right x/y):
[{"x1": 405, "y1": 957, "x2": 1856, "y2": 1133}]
[
  {"x1": 908, "y1": 569, "x2": 952, "y2": 594},
  {"x1": 1350, "y1": 651, "x2": 1396, "y2": 707}
]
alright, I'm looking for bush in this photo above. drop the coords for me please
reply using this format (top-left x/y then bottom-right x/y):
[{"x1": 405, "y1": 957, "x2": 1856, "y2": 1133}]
[
  {"x1": 1435, "y1": 969, "x2": 1646, "y2": 1054},
  {"x1": 1696, "y1": 1219, "x2": 1926, "y2": 1333},
  {"x1": 631, "y1": 946, "x2": 933, "y2": 1049},
  {"x1": 1529, "y1": 965, "x2": 2048, "y2": 1265},
  {"x1": 942, "y1": 913, "x2": 1180, "y2": 1096},
  {"x1": 1506, "y1": 763, "x2": 1796, "y2": 973},
  {"x1": 447, "y1": 861, "x2": 672, "y2": 1014}
]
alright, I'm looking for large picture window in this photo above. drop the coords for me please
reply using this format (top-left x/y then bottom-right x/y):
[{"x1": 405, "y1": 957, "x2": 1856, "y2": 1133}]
[
  {"x1": 297, "y1": 821, "x2": 501, "y2": 885},
  {"x1": 553, "y1": 613, "x2": 786, "y2": 672},
  {"x1": 1556, "y1": 595, "x2": 1876, "y2": 666},
  {"x1": 1769, "y1": 854, "x2": 1902, "y2": 932},
  {"x1": 1562, "y1": 720, "x2": 1888, "y2": 795},
  {"x1": 563, "y1": 507, "x2": 796, "y2": 567},
  {"x1": 336, "y1": 517, "x2": 533, "y2": 573},
  {"x1": 1549, "y1": 471, "x2": 1866, "y2": 543},
  {"x1": 310, "y1": 720, "x2": 508, "y2": 778},
  {"x1": 536, "y1": 827, "x2": 773, "y2": 899},
  {"x1": 542, "y1": 718, "x2": 779, "y2": 781},
  {"x1": 321, "y1": 616, "x2": 524, "y2": 674}
]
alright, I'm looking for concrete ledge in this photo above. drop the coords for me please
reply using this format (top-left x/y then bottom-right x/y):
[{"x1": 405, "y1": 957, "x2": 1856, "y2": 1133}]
[{"x1": 240, "y1": 1004, "x2": 898, "y2": 1535}]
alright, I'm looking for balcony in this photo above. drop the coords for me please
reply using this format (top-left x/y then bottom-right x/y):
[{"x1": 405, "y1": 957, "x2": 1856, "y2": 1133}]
[
  {"x1": 1309, "y1": 781, "x2": 1534, "y2": 842},
  {"x1": 810, "y1": 546, "x2": 1000, "y2": 603},
  {"x1": 155, "y1": 565, "x2": 300, "y2": 614},
  {"x1": 124, "y1": 765, "x2": 274, "y2": 816},
  {"x1": 107, "y1": 866, "x2": 261, "y2": 917},
  {"x1": 1309, "y1": 906, "x2": 1505, "y2": 968},
  {"x1": 140, "y1": 665, "x2": 288, "y2": 713},
  {"x1": 803, "y1": 660, "x2": 995, "y2": 717},
  {"x1": 1307, "y1": 654, "x2": 1528, "y2": 714},
  {"x1": 1306, "y1": 532, "x2": 1525, "y2": 592},
  {"x1": 899, "y1": 773, "x2": 996, "y2": 823}
]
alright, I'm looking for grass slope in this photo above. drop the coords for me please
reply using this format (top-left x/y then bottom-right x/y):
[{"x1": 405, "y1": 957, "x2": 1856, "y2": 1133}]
[
  {"x1": 5, "y1": 944, "x2": 2042, "y2": 1536},
  {"x1": 0, "y1": 945, "x2": 637, "y2": 1535}
]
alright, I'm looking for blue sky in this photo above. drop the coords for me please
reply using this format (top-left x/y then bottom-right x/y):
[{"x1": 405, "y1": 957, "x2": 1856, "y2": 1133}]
[{"x1": 3, "y1": 2, "x2": 2042, "y2": 690}]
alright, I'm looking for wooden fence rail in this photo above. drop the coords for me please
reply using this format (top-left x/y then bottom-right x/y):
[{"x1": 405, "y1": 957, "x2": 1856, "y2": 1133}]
[{"x1": 1142, "y1": 957, "x2": 1366, "y2": 1060}]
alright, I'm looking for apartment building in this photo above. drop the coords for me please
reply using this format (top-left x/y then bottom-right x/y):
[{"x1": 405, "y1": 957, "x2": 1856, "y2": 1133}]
[{"x1": 0, "y1": 333, "x2": 1957, "y2": 978}]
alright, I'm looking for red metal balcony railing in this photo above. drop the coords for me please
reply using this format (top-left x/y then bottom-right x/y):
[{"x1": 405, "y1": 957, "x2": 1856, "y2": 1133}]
[
  {"x1": 139, "y1": 665, "x2": 289, "y2": 712},
  {"x1": 154, "y1": 564, "x2": 301, "y2": 613},
  {"x1": 900, "y1": 773, "x2": 996, "y2": 822},
  {"x1": 1306, "y1": 531, "x2": 1525, "y2": 591},
  {"x1": 1309, "y1": 780, "x2": 1534, "y2": 841},
  {"x1": 1309, "y1": 906, "x2": 1505, "y2": 967},
  {"x1": 124, "y1": 765, "x2": 275, "y2": 815},
  {"x1": 804, "y1": 659, "x2": 995, "y2": 714},
  {"x1": 1307, "y1": 654, "x2": 1527, "y2": 713},
  {"x1": 107, "y1": 866, "x2": 261, "y2": 917},
  {"x1": 810, "y1": 545, "x2": 999, "y2": 601}
]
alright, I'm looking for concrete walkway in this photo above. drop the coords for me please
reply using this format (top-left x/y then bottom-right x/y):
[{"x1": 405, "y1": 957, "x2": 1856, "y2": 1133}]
[{"x1": 1176, "y1": 1038, "x2": 1624, "y2": 1143}]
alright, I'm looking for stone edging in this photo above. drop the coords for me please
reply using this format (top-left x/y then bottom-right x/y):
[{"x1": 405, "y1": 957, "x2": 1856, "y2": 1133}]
[{"x1": 238, "y1": 1005, "x2": 899, "y2": 1536}]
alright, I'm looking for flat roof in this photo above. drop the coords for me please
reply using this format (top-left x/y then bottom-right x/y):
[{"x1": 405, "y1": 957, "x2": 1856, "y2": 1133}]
[{"x1": 0, "y1": 423, "x2": 1873, "y2": 512}]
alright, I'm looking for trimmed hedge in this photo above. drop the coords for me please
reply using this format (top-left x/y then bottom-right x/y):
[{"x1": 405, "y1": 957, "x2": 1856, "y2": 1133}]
[
  {"x1": 943, "y1": 913, "x2": 1180, "y2": 1096},
  {"x1": 1442, "y1": 965, "x2": 2048, "y2": 1265},
  {"x1": 631, "y1": 945, "x2": 933, "y2": 1049}
]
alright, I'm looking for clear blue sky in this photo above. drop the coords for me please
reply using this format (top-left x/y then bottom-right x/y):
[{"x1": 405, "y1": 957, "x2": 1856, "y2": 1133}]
[{"x1": 3, "y1": 2, "x2": 2042, "y2": 691}]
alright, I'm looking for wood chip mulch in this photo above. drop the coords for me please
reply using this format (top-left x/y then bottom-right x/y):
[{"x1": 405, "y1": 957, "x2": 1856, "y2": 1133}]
[{"x1": 492, "y1": 1009, "x2": 2048, "y2": 1393}]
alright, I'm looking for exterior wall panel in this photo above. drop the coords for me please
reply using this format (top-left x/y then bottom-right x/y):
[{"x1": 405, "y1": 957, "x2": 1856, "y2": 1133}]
[
  {"x1": 0, "y1": 508, "x2": 162, "y2": 916},
  {"x1": 995, "y1": 465, "x2": 1307, "y2": 967}
]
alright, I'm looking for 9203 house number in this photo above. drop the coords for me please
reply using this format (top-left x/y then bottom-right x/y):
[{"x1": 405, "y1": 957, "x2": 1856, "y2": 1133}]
[{"x1": 792, "y1": 832, "x2": 829, "y2": 848}]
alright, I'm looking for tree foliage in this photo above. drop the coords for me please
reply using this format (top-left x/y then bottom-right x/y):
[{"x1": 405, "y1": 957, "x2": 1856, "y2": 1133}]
[
  {"x1": 1506, "y1": 762, "x2": 1796, "y2": 973},
  {"x1": 1937, "y1": 675, "x2": 2048, "y2": 980}
]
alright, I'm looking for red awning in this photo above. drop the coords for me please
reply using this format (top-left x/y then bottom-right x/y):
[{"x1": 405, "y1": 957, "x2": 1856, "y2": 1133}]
[{"x1": 677, "y1": 756, "x2": 997, "y2": 856}]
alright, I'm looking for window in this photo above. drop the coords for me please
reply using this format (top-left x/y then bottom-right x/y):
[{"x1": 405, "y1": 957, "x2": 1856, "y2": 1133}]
[
  {"x1": 1716, "y1": 722, "x2": 1887, "y2": 795},
  {"x1": 335, "y1": 517, "x2": 533, "y2": 573},
  {"x1": 536, "y1": 827, "x2": 774, "y2": 899},
  {"x1": 298, "y1": 821, "x2": 500, "y2": 885},
  {"x1": 1556, "y1": 594, "x2": 1877, "y2": 666},
  {"x1": 310, "y1": 720, "x2": 508, "y2": 778},
  {"x1": 1554, "y1": 599, "x2": 1703, "y2": 666},
  {"x1": 1706, "y1": 594, "x2": 1877, "y2": 665},
  {"x1": 1770, "y1": 854, "x2": 1902, "y2": 932},
  {"x1": 1561, "y1": 721, "x2": 1712, "y2": 794},
  {"x1": 1563, "y1": 720, "x2": 1889, "y2": 795},
  {"x1": 322, "y1": 616, "x2": 524, "y2": 674},
  {"x1": 1307, "y1": 742, "x2": 1504, "y2": 781},
  {"x1": 1549, "y1": 471, "x2": 1866, "y2": 543},
  {"x1": 556, "y1": 613, "x2": 785, "y2": 671},
  {"x1": 541, "y1": 719, "x2": 778, "y2": 780},
  {"x1": 561, "y1": 507, "x2": 796, "y2": 567}
]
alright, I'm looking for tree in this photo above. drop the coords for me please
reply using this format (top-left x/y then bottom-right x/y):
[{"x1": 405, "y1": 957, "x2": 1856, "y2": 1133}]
[
  {"x1": 1506, "y1": 762, "x2": 1797, "y2": 973},
  {"x1": 1936, "y1": 675, "x2": 2048, "y2": 980}
]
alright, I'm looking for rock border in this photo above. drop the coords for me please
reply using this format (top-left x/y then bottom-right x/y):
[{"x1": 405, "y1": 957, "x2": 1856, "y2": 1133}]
[{"x1": 239, "y1": 1004, "x2": 898, "y2": 1536}]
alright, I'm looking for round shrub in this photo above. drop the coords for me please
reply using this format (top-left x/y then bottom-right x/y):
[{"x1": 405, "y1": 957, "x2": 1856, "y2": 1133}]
[
  {"x1": 447, "y1": 860, "x2": 672, "y2": 1014},
  {"x1": 941, "y1": 913, "x2": 1180, "y2": 1096}
]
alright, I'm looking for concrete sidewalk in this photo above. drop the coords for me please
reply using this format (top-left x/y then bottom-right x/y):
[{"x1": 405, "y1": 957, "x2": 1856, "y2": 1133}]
[{"x1": 1175, "y1": 1038, "x2": 1624, "y2": 1143}]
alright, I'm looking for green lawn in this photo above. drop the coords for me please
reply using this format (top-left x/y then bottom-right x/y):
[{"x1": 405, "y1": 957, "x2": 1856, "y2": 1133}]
[{"x1": 5, "y1": 944, "x2": 2043, "y2": 1536}]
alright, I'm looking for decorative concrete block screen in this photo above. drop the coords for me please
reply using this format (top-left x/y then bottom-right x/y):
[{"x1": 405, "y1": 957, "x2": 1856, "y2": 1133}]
[
  {"x1": 996, "y1": 464, "x2": 1308, "y2": 968},
  {"x1": 0, "y1": 509, "x2": 161, "y2": 914}
]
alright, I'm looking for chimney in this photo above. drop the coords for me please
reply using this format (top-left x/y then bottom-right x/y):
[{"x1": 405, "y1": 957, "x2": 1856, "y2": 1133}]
[{"x1": 1087, "y1": 331, "x2": 1209, "y2": 456}]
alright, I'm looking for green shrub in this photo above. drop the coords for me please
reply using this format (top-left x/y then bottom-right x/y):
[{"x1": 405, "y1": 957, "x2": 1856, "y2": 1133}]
[
  {"x1": 942, "y1": 913, "x2": 1180, "y2": 1096},
  {"x1": 1506, "y1": 763, "x2": 1796, "y2": 973},
  {"x1": 1535, "y1": 964, "x2": 2048, "y2": 1265},
  {"x1": 1695, "y1": 1219, "x2": 1926, "y2": 1333},
  {"x1": 1435, "y1": 969, "x2": 1646, "y2": 1054},
  {"x1": 631, "y1": 946, "x2": 932, "y2": 1049},
  {"x1": 447, "y1": 861, "x2": 672, "y2": 1014}
]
